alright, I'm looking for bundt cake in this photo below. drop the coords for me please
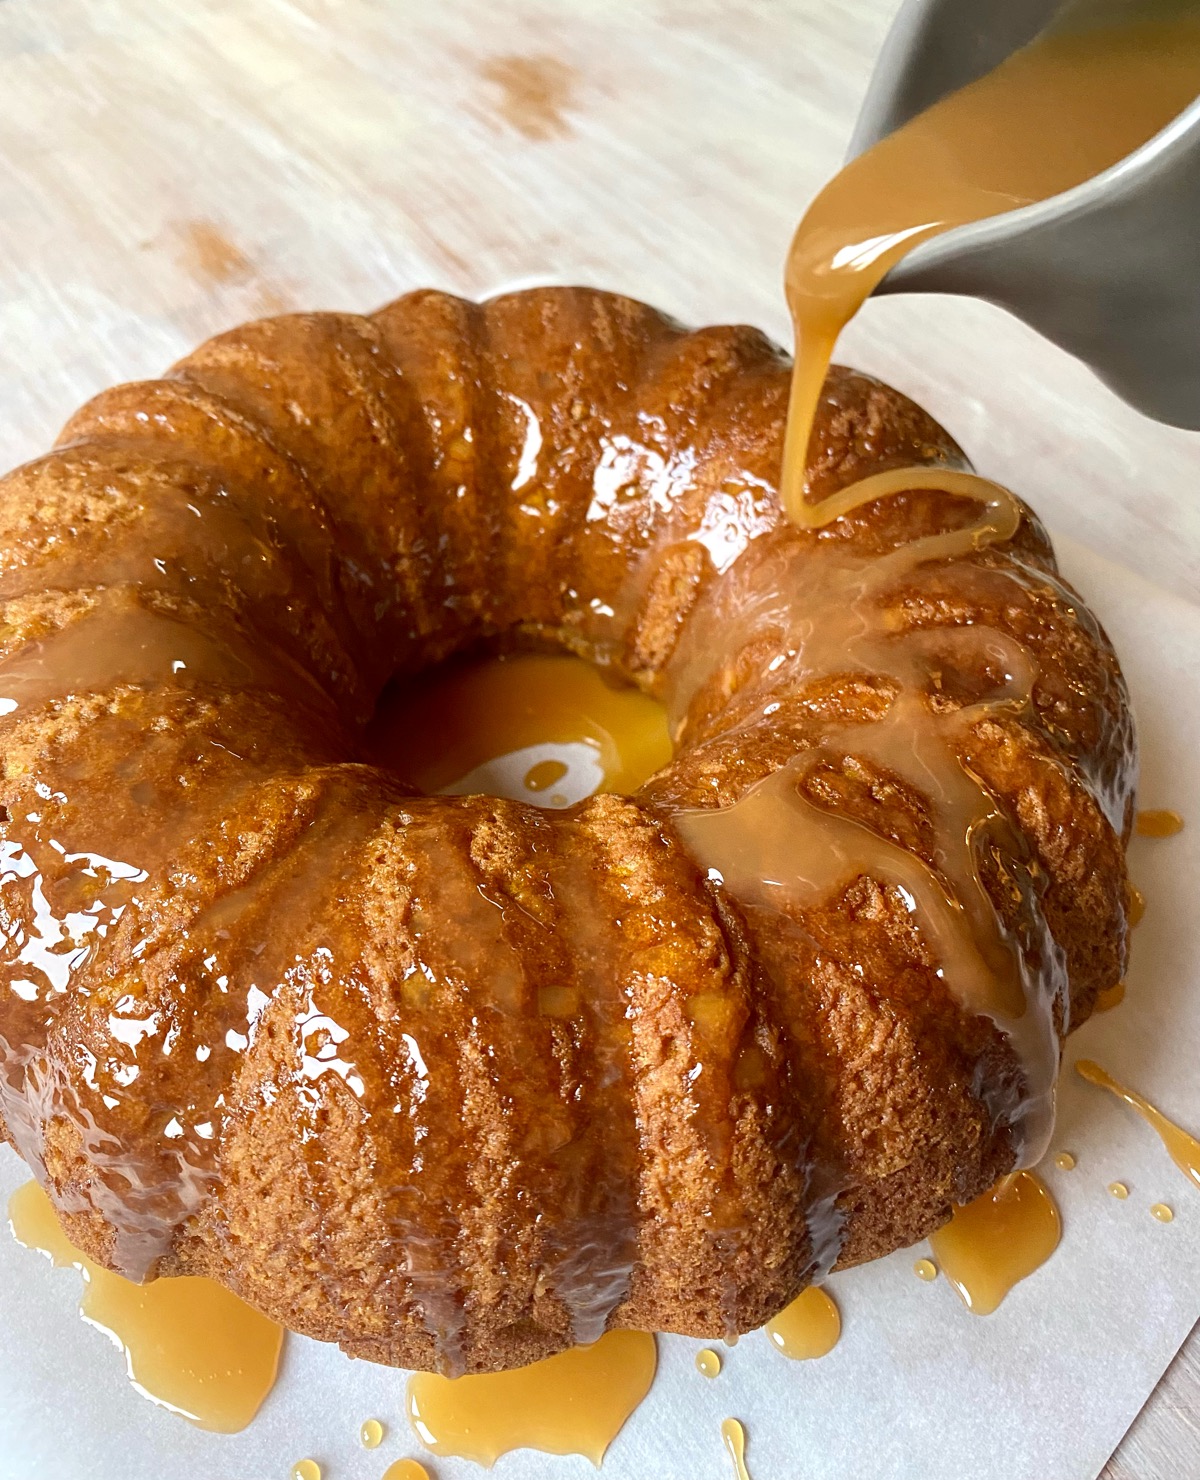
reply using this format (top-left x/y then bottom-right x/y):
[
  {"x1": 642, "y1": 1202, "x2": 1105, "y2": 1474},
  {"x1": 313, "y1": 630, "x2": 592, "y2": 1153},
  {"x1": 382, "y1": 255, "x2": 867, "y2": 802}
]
[{"x1": 0, "y1": 287, "x2": 1134, "y2": 1375}]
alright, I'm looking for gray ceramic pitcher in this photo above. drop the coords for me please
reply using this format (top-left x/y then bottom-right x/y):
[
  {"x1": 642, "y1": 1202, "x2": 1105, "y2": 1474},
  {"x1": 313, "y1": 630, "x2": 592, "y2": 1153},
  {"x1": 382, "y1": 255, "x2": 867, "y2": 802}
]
[{"x1": 850, "y1": 0, "x2": 1200, "y2": 430}]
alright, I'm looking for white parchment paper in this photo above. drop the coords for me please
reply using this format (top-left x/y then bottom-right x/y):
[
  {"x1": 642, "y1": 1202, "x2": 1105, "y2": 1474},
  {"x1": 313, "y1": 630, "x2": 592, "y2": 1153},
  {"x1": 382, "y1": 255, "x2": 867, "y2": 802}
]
[
  {"x1": 0, "y1": 536, "x2": 1197, "y2": 1480},
  {"x1": 1, "y1": 3, "x2": 1199, "y2": 1476}
]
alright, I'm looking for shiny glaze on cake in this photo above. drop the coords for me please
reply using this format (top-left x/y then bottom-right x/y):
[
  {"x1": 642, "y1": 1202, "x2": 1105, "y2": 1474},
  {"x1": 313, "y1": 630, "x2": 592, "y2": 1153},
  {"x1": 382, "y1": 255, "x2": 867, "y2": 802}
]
[{"x1": 0, "y1": 288, "x2": 1133, "y2": 1373}]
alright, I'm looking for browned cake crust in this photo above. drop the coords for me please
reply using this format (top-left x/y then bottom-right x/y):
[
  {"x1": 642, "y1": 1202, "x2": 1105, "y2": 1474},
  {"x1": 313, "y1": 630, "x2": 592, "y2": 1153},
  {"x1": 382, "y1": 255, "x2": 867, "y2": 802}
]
[{"x1": 0, "y1": 288, "x2": 1133, "y2": 1373}]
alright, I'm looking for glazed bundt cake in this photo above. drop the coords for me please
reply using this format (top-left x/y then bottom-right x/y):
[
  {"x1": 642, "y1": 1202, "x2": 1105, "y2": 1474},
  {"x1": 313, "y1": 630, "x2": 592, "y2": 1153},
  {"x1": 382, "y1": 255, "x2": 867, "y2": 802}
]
[{"x1": 0, "y1": 287, "x2": 1133, "y2": 1375}]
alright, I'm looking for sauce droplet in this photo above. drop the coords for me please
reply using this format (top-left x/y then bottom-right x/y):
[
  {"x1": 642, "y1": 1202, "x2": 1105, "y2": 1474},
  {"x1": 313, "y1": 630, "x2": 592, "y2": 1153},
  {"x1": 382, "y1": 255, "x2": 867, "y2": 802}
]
[
  {"x1": 1095, "y1": 980, "x2": 1126, "y2": 1014},
  {"x1": 361, "y1": 1417, "x2": 385, "y2": 1449},
  {"x1": 1130, "y1": 887, "x2": 1146, "y2": 926},
  {"x1": 1135, "y1": 809, "x2": 1184, "y2": 838},
  {"x1": 696, "y1": 1347, "x2": 722, "y2": 1378},
  {"x1": 1110, "y1": 1182, "x2": 1130, "y2": 1200},
  {"x1": 927, "y1": 1171, "x2": 1061, "y2": 1315},
  {"x1": 405, "y1": 1330, "x2": 656, "y2": 1466},
  {"x1": 1054, "y1": 1151, "x2": 1077, "y2": 1170},
  {"x1": 1151, "y1": 1202, "x2": 1175, "y2": 1223},
  {"x1": 382, "y1": 1464, "x2": 431, "y2": 1480},
  {"x1": 292, "y1": 1463, "x2": 321, "y2": 1480},
  {"x1": 1075, "y1": 1060, "x2": 1200, "y2": 1191},
  {"x1": 764, "y1": 1286, "x2": 841, "y2": 1360},
  {"x1": 523, "y1": 758, "x2": 568, "y2": 792},
  {"x1": 8, "y1": 1181, "x2": 283, "y2": 1432},
  {"x1": 721, "y1": 1417, "x2": 752, "y2": 1480},
  {"x1": 913, "y1": 1258, "x2": 938, "y2": 1282}
]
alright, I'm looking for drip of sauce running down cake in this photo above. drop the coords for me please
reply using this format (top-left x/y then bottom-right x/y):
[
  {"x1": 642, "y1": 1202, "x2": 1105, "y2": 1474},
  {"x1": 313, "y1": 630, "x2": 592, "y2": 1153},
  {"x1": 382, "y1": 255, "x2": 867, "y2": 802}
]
[
  {"x1": 927, "y1": 1170, "x2": 1061, "y2": 1315},
  {"x1": 1076, "y1": 1060, "x2": 1200, "y2": 1191},
  {"x1": 405, "y1": 1329, "x2": 657, "y2": 1466},
  {"x1": 7, "y1": 1180, "x2": 282, "y2": 1432}
]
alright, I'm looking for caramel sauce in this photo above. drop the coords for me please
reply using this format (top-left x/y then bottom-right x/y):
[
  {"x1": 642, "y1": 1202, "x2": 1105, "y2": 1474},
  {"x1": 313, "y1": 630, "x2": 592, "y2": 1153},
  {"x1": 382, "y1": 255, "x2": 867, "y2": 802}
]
[
  {"x1": 1054, "y1": 1151, "x2": 1077, "y2": 1171},
  {"x1": 1151, "y1": 1202, "x2": 1175, "y2": 1223},
  {"x1": 927, "y1": 1170, "x2": 1061, "y2": 1315},
  {"x1": 696, "y1": 1347, "x2": 722, "y2": 1378},
  {"x1": 381, "y1": 1463, "x2": 432, "y2": 1480},
  {"x1": 405, "y1": 1329, "x2": 656, "y2": 1465},
  {"x1": 1109, "y1": 1181, "x2": 1130, "y2": 1201},
  {"x1": 722, "y1": 1417, "x2": 753, "y2": 1480},
  {"x1": 8, "y1": 1180, "x2": 282, "y2": 1431},
  {"x1": 292, "y1": 1462, "x2": 321, "y2": 1480},
  {"x1": 361, "y1": 1417, "x2": 386, "y2": 1449},
  {"x1": 1130, "y1": 887, "x2": 1147, "y2": 926},
  {"x1": 367, "y1": 651, "x2": 672, "y2": 804},
  {"x1": 1076, "y1": 1059, "x2": 1200, "y2": 1192},
  {"x1": 764, "y1": 1285, "x2": 841, "y2": 1360},
  {"x1": 1095, "y1": 980, "x2": 1127, "y2": 1014},
  {"x1": 913, "y1": 1257, "x2": 938, "y2": 1282},
  {"x1": 1135, "y1": 808, "x2": 1184, "y2": 838}
]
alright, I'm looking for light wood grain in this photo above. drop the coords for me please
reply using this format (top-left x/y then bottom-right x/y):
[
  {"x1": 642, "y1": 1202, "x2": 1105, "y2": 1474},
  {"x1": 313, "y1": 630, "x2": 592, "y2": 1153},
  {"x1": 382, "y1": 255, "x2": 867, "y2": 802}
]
[
  {"x1": 1102, "y1": 1320, "x2": 1200, "y2": 1480},
  {"x1": 0, "y1": 2, "x2": 1196, "y2": 1476}
]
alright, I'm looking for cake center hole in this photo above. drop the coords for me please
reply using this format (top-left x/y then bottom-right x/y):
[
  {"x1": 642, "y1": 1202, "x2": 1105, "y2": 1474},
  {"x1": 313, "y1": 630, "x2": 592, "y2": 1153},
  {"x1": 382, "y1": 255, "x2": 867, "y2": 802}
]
[{"x1": 365, "y1": 652, "x2": 672, "y2": 808}]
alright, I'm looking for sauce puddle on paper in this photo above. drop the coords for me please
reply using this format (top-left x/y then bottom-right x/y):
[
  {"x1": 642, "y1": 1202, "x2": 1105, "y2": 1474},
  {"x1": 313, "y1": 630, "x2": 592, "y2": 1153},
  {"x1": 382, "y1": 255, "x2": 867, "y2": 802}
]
[
  {"x1": 928, "y1": 1171, "x2": 1061, "y2": 1314},
  {"x1": 382, "y1": 1463, "x2": 432, "y2": 1480},
  {"x1": 8, "y1": 1180, "x2": 282, "y2": 1432},
  {"x1": 764, "y1": 1286, "x2": 841, "y2": 1360},
  {"x1": 406, "y1": 1329, "x2": 656, "y2": 1465}
]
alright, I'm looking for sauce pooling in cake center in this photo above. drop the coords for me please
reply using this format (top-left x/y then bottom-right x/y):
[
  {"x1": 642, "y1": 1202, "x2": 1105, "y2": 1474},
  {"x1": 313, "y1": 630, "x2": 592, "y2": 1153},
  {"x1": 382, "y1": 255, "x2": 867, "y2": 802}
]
[{"x1": 367, "y1": 651, "x2": 672, "y2": 805}]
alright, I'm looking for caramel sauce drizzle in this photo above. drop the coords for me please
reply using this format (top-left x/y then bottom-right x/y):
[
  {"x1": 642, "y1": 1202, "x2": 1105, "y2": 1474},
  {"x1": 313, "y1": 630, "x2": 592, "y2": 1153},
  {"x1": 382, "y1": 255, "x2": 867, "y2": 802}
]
[{"x1": 1076, "y1": 1059, "x2": 1200, "y2": 1192}]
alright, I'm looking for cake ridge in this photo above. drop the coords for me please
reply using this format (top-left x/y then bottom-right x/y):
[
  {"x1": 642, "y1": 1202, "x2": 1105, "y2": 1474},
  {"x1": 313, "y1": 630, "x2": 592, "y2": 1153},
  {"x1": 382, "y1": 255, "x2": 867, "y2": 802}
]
[{"x1": 0, "y1": 286, "x2": 1132, "y2": 1374}]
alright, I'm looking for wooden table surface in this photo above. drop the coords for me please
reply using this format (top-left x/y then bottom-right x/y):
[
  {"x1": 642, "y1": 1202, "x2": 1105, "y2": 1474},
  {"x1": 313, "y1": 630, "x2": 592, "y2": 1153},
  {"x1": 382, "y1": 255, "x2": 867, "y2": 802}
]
[{"x1": 0, "y1": 2, "x2": 1197, "y2": 1475}]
